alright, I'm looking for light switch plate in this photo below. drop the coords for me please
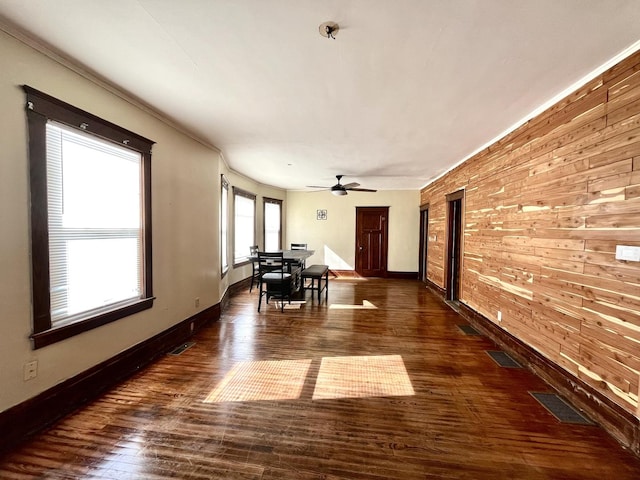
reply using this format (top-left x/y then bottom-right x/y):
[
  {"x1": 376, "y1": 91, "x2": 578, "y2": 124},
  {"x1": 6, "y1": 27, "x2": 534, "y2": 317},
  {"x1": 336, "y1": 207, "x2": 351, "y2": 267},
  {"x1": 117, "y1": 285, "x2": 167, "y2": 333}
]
[{"x1": 615, "y1": 245, "x2": 640, "y2": 262}]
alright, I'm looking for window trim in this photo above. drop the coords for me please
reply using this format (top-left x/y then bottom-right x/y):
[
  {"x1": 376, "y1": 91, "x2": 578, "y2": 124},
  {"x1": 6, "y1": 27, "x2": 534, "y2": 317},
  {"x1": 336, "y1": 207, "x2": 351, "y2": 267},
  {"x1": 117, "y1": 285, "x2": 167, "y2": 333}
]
[
  {"x1": 232, "y1": 186, "x2": 256, "y2": 267},
  {"x1": 220, "y1": 175, "x2": 229, "y2": 277},
  {"x1": 24, "y1": 86, "x2": 155, "y2": 349},
  {"x1": 263, "y1": 197, "x2": 283, "y2": 251}
]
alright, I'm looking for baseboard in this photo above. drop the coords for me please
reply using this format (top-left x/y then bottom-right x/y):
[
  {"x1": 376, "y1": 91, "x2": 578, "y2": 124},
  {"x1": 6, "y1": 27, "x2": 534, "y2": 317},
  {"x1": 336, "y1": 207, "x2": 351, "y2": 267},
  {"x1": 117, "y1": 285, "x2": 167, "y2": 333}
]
[
  {"x1": 229, "y1": 276, "x2": 251, "y2": 296},
  {"x1": 387, "y1": 271, "x2": 418, "y2": 280},
  {"x1": 425, "y1": 279, "x2": 640, "y2": 456},
  {"x1": 425, "y1": 279, "x2": 445, "y2": 296},
  {"x1": 220, "y1": 277, "x2": 252, "y2": 312},
  {"x1": 330, "y1": 270, "x2": 418, "y2": 280},
  {"x1": 0, "y1": 303, "x2": 221, "y2": 455}
]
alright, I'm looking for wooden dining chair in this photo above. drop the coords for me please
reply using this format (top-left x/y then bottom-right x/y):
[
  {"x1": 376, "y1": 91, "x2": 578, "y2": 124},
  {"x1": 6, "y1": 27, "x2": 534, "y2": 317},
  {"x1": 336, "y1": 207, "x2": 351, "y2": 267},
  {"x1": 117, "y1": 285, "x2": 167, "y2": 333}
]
[
  {"x1": 290, "y1": 243, "x2": 308, "y2": 270},
  {"x1": 257, "y1": 251, "x2": 293, "y2": 312},
  {"x1": 249, "y1": 245, "x2": 260, "y2": 292}
]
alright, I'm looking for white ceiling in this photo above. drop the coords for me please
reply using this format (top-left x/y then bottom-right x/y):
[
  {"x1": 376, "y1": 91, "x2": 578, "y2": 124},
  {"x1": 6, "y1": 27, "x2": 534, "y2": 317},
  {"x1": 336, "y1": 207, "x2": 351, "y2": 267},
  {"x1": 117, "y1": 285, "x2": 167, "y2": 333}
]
[{"x1": 1, "y1": 1, "x2": 640, "y2": 191}]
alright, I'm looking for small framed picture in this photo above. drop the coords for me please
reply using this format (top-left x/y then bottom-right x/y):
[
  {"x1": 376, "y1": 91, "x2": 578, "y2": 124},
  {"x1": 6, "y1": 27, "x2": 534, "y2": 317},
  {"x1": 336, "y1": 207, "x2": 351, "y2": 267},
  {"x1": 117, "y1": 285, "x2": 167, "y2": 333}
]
[{"x1": 317, "y1": 209, "x2": 327, "y2": 220}]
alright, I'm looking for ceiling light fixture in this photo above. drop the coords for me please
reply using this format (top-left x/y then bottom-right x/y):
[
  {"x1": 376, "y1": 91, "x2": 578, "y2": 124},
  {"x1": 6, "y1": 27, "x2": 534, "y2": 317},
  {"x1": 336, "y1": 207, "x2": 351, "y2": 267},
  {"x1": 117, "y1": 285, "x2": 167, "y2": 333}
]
[
  {"x1": 319, "y1": 21, "x2": 339, "y2": 39},
  {"x1": 331, "y1": 189, "x2": 347, "y2": 196}
]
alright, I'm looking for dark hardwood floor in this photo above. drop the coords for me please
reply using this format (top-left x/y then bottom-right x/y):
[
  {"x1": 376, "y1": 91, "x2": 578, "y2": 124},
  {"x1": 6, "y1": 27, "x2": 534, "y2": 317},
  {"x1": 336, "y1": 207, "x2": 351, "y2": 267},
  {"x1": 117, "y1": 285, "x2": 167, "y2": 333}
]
[{"x1": 2, "y1": 278, "x2": 640, "y2": 479}]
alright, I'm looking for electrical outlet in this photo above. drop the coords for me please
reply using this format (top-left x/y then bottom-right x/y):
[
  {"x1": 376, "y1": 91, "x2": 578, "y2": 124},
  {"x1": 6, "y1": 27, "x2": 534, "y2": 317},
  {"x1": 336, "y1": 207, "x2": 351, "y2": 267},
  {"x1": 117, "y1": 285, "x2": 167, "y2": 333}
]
[
  {"x1": 497, "y1": 311, "x2": 502, "y2": 322},
  {"x1": 195, "y1": 297, "x2": 200, "y2": 308},
  {"x1": 24, "y1": 360, "x2": 38, "y2": 381}
]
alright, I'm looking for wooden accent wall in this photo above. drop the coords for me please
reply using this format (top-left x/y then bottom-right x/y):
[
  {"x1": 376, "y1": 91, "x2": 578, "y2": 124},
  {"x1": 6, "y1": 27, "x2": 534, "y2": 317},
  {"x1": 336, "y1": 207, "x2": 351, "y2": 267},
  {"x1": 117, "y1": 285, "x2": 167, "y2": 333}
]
[{"x1": 421, "y1": 50, "x2": 640, "y2": 418}]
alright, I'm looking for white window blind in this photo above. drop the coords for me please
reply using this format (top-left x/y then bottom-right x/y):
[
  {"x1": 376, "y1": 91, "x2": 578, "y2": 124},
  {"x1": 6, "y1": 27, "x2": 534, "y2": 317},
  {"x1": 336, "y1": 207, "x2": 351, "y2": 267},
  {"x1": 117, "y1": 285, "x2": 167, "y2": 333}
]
[{"x1": 46, "y1": 122, "x2": 143, "y2": 326}]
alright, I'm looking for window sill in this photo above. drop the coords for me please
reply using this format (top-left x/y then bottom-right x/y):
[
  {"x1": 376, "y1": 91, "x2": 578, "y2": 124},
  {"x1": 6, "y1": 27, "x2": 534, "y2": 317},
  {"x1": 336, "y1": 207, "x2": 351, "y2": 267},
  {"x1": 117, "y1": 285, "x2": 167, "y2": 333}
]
[
  {"x1": 233, "y1": 260, "x2": 251, "y2": 268},
  {"x1": 31, "y1": 297, "x2": 155, "y2": 349}
]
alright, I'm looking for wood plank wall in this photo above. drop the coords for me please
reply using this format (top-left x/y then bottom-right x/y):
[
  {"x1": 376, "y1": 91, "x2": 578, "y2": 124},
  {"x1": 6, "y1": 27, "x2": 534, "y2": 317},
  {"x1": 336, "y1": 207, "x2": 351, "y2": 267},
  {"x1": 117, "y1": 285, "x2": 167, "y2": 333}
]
[{"x1": 420, "y1": 49, "x2": 640, "y2": 418}]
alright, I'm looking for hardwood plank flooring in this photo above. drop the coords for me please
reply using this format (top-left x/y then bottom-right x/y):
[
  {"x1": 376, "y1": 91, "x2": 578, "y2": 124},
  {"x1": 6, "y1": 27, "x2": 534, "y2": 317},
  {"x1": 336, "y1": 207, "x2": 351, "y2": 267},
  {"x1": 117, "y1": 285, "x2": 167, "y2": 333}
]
[{"x1": 2, "y1": 278, "x2": 640, "y2": 479}]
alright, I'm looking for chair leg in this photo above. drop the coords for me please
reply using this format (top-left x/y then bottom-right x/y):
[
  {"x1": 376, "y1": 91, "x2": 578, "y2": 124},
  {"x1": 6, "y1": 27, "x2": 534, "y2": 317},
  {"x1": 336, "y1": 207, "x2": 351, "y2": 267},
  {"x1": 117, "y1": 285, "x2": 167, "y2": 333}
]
[
  {"x1": 325, "y1": 272, "x2": 329, "y2": 302},
  {"x1": 280, "y1": 281, "x2": 293, "y2": 312},
  {"x1": 258, "y1": 280, "x2": 293, "y2": 312},
  {"x1": 258, "y1": 283, "x2": 264, "y2": 312}
]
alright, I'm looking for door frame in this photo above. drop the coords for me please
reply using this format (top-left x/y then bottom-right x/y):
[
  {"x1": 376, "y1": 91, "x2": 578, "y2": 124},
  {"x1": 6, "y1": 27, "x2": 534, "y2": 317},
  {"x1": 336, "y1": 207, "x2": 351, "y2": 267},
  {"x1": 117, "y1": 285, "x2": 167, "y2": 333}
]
[
  {"x1": 418, "y1": 204, "x2": 429, "y2": 283},
  {"x1": 445, "y1": 190, "x2": 464, "y2": 301}
]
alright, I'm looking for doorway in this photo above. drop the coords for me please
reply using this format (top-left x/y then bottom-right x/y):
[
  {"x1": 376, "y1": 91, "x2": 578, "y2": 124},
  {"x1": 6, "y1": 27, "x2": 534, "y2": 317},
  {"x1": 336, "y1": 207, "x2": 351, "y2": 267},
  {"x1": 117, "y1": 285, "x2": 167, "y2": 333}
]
[
  {"x1": 419, "y1": 205, "x2": 429, "y2": 283},
  {"x1": 446, "y1": 191, "x2": 464, "y2": 301},
  {"x1": 355, "y1": 207, "x2": 389, "y2": 277}
]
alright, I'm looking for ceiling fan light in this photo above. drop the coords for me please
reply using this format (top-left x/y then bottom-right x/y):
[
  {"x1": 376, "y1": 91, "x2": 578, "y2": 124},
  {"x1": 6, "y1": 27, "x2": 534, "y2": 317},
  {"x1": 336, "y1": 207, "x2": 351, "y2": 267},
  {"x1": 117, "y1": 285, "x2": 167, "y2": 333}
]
[{"x1": 332, "y1": 189, "x2": 347, "y2": 196}]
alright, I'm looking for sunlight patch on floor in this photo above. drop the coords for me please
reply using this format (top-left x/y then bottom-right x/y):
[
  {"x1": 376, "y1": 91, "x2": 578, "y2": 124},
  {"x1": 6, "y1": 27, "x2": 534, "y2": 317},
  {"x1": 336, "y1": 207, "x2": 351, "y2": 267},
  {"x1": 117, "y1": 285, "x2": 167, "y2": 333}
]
[
  {"x1": 204, "y1": 359, "x2": 312, "y2": 403},
  {"x1": 271, "y1": 300, "x2": 305, "y2": 310},
  {"x1": 329, "y1": 300, "x2": 377, "y2": 310},
  {"x1": 312, "y1": 354, "x2": 414, "y2": 400}
]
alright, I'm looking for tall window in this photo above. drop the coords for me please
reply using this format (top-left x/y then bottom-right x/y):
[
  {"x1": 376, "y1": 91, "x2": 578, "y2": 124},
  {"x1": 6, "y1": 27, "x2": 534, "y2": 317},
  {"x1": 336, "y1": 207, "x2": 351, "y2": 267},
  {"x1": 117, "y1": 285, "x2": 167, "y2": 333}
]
[
  {"x1": 25, "y1": 86, "x2": 154, "y2": 349},
  {"x1": 221, "y1": 175, "x2": 229, "y2": 275},
  {"x1": 263, "y1": 198, "x2": 282, "y2": 251},
  {"x1": 233, "y1": 187, "x2": 256, "y2": 265}
]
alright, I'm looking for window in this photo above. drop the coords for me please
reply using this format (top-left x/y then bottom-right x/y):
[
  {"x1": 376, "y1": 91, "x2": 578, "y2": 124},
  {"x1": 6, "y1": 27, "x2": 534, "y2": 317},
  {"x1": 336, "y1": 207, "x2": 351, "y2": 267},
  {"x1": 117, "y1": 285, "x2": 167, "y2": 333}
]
[
  {"x1": 221, "y1": 175, "x2": 229, "y2": 275},
  {"x1": 24, "y1": 86, "x2": 154, "y2": 349},
  {"x1": 233, "y1": 187, "x2": 256, "y2": 265},
  {"x1": 263, "y1": 198, "x2": 282, "y2": 251}
]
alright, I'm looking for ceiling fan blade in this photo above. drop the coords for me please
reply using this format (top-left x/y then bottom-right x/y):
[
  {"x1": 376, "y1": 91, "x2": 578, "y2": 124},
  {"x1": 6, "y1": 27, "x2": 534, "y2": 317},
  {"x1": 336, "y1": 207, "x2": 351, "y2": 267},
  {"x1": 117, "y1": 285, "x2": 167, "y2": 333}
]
[{"x1": 308, "y1": 176, "x2": 376, "y2": 194}]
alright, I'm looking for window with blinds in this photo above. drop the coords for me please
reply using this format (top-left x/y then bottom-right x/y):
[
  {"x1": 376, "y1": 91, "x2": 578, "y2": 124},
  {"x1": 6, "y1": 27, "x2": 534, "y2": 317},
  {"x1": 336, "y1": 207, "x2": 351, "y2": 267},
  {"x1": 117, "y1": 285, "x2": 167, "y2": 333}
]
[
  {"x1": 221, "y1": 175, "x2": 229, "y2": 275},
  {"x1": 24, "y1": 86, "x2": 154, "y2": 349},
  {"x1": 263, "y1": 198, "x2": 282, "y2": 251},
  {"x1": 46, "y1": 123, "x2": 143, "y2": 326},
  {"x1": 233, "y1": 188, "x2": 256, "y2": 265}
]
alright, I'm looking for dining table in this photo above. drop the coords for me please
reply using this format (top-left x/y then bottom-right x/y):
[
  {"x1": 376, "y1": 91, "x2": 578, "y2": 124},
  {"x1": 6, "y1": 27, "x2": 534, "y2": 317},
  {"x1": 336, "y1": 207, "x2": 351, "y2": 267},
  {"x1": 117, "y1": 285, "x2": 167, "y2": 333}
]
[
  {"x1": 249, "y1": 249, "x2": 314, "y2": 270},
  {"x1": 249, "y1": 249, "x2": 314, "y2": 298}
]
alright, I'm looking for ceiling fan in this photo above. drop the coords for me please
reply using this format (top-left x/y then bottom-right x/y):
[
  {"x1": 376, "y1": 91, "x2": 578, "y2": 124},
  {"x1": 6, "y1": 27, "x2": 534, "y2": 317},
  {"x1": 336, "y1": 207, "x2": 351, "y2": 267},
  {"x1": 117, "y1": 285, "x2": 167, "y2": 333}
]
[{"x1": 307, "y1": 175, "x2": 377, "y2": 196}]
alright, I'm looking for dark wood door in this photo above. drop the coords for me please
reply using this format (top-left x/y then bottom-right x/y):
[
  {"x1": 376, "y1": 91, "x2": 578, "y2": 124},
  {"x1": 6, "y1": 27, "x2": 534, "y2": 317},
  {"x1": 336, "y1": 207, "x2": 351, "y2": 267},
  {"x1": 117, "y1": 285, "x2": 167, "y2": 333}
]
[
  {"x1": 419, "y1": 206, "x2": 429, "y2": 283},
  {"x1": 446, "y1": 191, "x2": 464, "y2": 301},
  {"x1": 355, "y1": 207, "x2": 388, "y2": 277}
]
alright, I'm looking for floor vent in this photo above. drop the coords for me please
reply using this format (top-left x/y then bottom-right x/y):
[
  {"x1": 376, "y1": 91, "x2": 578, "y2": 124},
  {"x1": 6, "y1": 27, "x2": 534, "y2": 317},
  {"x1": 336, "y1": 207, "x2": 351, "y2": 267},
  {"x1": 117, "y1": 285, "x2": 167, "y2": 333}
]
[
  {"x1": 169, "y1": 342, "x2": 195, "y2": 356},
  {"x1": 530, "y1": 392, "x2": 594, "y2": 425},
  {"x1": 486, "y1": 350, "x2": 522, "y2": 368},
  {"x1": 458, "y1": 324, "x2": 481, "y2": 335}
]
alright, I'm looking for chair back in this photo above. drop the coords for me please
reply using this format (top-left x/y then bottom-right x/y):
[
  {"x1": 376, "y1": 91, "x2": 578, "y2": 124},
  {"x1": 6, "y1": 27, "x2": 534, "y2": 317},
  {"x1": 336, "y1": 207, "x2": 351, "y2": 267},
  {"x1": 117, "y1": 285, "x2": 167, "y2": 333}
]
[
  {"x1": 290, "y1": 243, "x2": 307, "y2": 250},
  {"x1": 256, "y1": 251, "x2": 293, "y2": 312},
  {"x1": 248, "y1": 245, "x2": 260, "y2": 292},
  {"x1": 257, "y1": 251, "x2": 285, "y2": 276}
]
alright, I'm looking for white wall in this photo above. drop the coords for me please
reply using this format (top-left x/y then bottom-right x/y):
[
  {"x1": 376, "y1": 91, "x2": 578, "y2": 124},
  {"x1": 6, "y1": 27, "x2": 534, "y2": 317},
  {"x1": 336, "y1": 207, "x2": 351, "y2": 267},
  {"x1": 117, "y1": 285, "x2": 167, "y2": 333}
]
[
  {"x1": 0, "y1": 30, "x2": 227, "y2": 412},
  {"x1": 218, "y1": 167, "x2": 287, "y2": 293},
  {"x1": 286, "y1": 190, "x2": 420, "y2": 272},
  {"x1": 0, "y1": 28, "x2": 412, "y2": 415}
]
